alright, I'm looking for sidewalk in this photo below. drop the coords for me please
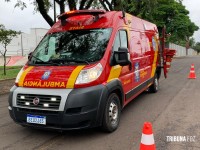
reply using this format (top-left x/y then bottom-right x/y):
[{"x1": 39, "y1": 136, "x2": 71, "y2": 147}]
[{"x1": 0, "y1": 56, "x2": 27, "y2": 66}]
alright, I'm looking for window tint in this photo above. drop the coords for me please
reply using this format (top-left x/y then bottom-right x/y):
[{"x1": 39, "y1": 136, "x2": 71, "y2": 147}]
[
  {"x1": 29, "y1": 28, "x2": 112, "y2": 65},
  {"x1": 113, "y1": 32, "x2": 120, "y2": 51}
]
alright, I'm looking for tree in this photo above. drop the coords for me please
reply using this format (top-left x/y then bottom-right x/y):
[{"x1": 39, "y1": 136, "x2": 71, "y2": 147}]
[
  {"x1": 193, "y1": 42, "x2": 200, "y2": 55},
  {"x1": 150, "y1": 0, "x2": 199, "y2": 45},
  {"x1": 0, "y1": 25, "x2": 20, "y2": 75},
  {"x1": 6, "y1": 0, "x2": 97, "y2": 27},
  {"x1": 6, "y1": 0, "x2": 199, "y2": 45},
  {"x1": 98, "y1": 0, "x2": 198, "y2": 45}
]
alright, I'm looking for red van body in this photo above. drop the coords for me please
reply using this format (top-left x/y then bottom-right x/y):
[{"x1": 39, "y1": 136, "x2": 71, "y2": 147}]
[{"x1": 8, "y1": 10, "x2": 174, "y2": 132}]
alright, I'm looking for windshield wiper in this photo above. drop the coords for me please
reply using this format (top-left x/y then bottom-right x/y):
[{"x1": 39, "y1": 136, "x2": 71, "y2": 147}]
[
  {"x1": 67, "y1": 59, "x2": 90, "y2": 65},
  {"x1": 50, "y1": 58, "x2": 90, "y2": 65},
  {"x1": 29, "y1": 55, "x2": 61, "y2": 66}
]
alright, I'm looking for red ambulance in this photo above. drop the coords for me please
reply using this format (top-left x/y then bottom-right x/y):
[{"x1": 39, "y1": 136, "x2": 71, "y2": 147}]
[{"x1": 8, "y1": 10, "x2": 174, "y2": 132}]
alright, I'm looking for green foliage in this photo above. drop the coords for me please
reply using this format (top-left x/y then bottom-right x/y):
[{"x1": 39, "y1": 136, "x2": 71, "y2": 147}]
[
  {"x1": 193, "y1": 42, "x2": 200, "y2": 54},
  {"x1": 127, "y1": 0, "x2": 199, "y2": 45},
  {"x1": 0, "y1": 66, "x2": 22, "y2": 80},
  {"x1": 5, "y1": 0, "x2": 199, "y2": 45},
  {"x1": 0, "y1": 25, "x2": 20, "y2": 49},
  {"x1": 127, "y1": 0, "x2": 157, "y2": 22}
]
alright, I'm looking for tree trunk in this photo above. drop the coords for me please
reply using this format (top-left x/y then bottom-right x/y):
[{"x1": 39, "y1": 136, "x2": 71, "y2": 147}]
[
  {"x1": 3, "y1": 47, "x2": 6, "y2": 75},
  {"x1": 68, "y1": 0, "x2": 77, "y2": 10},
  {"x1": 3, "y1": 55, "x2": 6, "y2": 75},
  {"x1": 59, "y1": 0, "x2": 65, "y2": 14},
  {"x1": 79, "y1": 0, "x2": 87, "y2": 10},
  {"x1": 85, "y1": 0, "x2": 94, "y2": 9},
  {"x1": 35, "y1": 0, "x2": 54, "y2": 26}
]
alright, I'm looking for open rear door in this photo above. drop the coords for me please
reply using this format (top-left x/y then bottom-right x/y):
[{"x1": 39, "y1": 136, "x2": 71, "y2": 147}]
[{"x1": 160, "y1": 26, "x2": 176, "y2": 78}]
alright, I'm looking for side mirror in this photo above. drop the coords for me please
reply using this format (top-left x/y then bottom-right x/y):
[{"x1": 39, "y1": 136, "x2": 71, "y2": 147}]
[
  {"x1": 112, "y1": 47, "x2": 130, "y2": 66},
  {"x1": 28, "y1": 52, "x2": 33, "y2": 60}
]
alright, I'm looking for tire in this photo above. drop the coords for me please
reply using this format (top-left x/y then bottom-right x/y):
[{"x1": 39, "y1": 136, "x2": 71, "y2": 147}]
[
  {"x1": 101, "y1": 93, "x2": 121, "y2": 133},
  {"x1": 149, "y1": 74, "x2": 159, "y2": 93}
]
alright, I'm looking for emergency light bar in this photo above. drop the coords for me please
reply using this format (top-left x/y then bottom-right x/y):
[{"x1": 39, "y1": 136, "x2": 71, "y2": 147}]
[{"x1": 58, "y1": 10, "x2": 106, "y2": 26}]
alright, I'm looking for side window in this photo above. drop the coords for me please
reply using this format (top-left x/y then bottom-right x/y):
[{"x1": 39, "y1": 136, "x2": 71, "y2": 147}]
[
  {"x1": 113, "y1": 30, "x2": 128, "y2": 51},
  {"x1": 120, "y1": 30, "x2": 128, "y2": 48},
  {"x1": 113, "y1": 32, "x2": 120, "y2": 51}
]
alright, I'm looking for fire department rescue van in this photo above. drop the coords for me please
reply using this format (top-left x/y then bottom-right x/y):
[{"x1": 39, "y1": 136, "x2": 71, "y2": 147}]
[{"x1": 8, "y1": 10, "x2": 175, "y2": 132}]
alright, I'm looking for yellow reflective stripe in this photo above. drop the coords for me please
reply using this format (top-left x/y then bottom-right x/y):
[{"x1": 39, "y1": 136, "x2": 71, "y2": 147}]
[
  {"x1": 66, "y1": 66, "x2": 85, "y2": 88},
  {"x1": 151, "y1": 36, "x2": 158, "y2": 78},
  {"x1": 107, "y1": 65, "x2": 122, "y2": 82},
  {"x1": 18, "y1": 66, "x2": 34, "y2": 86}
]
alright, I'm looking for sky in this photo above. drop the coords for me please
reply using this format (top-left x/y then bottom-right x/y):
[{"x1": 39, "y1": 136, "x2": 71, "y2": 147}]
[{"x1": 0, "y1": 0, "x2": 200, "y2": 42}]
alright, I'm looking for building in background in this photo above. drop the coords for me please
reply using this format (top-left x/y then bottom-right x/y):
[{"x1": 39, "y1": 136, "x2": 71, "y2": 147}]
[
  {"x1": 169, "y1": 43, "x2": 197, "y2": 57},
  {"x1": 0, "y1": 28, "x2": 48, "y2": 56},
  {"x1": 1, "y1": 28, "x2": 197, "y2": 57}
]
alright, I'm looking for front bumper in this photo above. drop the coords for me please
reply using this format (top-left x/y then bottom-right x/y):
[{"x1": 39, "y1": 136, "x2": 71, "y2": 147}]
[{"x1": 9, "y1": 84, "x2": 108, "y2": 130}]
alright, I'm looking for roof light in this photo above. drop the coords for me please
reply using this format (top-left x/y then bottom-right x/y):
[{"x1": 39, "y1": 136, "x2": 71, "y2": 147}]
[
  {"x1": 58, "y1": 10, "x2": 105, "y2": 26},
  {"x1": 66, "y1": 10, "x2": 76, "y2": 15}
]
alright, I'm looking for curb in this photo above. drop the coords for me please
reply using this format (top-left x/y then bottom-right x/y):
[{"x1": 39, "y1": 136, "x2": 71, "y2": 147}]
[
  {"x1": 0, "y1": 78, "x2": 15, "y2": 82},
  {"x1": 0, "y1": 92, "x2": 10, "y2": 96}
]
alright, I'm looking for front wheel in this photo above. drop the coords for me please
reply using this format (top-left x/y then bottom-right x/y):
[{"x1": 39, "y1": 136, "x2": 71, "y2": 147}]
[
  {"x1": 149, "y1": 74, "x2": 159, "y2": 93},
  {"x1": 101, "y1": 93, "x2": 121, "y2": 132}
]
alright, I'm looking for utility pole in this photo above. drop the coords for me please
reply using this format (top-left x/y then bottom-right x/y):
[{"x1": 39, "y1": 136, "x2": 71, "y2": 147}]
[
  {"x1": 54, "y1": 0, "x2": 56, "y2": 23},
  {"x1": 21, "y1": 33, "x2": 24, "y2": 56}
]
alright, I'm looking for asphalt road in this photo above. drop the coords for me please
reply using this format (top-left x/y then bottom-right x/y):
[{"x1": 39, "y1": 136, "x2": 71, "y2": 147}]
[{"x1": 0, "y1": 56, "x2": 200, "y2": 150}]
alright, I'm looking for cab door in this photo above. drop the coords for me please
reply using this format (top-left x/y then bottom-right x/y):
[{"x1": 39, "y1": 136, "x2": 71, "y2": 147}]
[{"x1": 112, "y1": 30, "x2": 133, "y2": 97}]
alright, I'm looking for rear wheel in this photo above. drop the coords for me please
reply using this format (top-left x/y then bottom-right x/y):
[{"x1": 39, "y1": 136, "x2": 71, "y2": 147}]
[
  {"x1": 149, "y1": 74, "x2": 159, "y2": 93},
  {"x1": 101, "y1": 93, "x2": 121, "y2": 132}
]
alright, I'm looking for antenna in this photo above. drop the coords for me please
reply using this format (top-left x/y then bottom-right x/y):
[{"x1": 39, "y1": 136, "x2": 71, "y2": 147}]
[
  {"x1": 121, "y1": 2, "x2": 125, "y2": 18},
  {"x1": 122, "y1": 10, "x2": 125, "y2": 18}
]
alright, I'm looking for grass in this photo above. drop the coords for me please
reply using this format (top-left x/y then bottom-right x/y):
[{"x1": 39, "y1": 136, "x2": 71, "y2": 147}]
[{"x1": 0, "y1": 66, "x2": 22, "y2": 80}]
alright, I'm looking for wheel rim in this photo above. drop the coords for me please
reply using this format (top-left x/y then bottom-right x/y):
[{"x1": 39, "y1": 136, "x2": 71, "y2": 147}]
[
  {"x1": 155, "y1": 77, "x2": 158, "y2": 90},
  {"x1": 109, "y1": 101, "x2": 118, "y2": 125}
]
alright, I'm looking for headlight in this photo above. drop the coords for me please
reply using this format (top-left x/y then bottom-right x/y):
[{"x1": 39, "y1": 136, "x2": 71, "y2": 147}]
[
  {"x1": 75, "y1": 63, "x2": 103, "y2": 84},
  {"x1": 15, "y1": 67, "x2": 24, "y2": 86}
]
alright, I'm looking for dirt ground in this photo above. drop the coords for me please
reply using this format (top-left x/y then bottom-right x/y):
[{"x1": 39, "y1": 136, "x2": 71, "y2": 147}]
[{"x1": 0, "y1": 79, "x2": 15, "y2": 95}]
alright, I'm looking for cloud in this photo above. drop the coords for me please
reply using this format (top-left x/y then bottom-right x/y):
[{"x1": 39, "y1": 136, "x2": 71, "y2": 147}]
[
  {"x1": 1, "y1": 0, "x2": 199, "y2": 42},
  {"x1": 0, "y1": 1, "x2": 51, "y2": 33},
  {"x1": 182, "y1": 0, "x2": 200, "y2": 42}
]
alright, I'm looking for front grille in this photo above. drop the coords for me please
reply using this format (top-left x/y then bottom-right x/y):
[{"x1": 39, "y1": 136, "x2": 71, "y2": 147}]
[
  {"x1": 17, "y1": 108, "x2": 59, "y2": 115},
  {"x1": 17, "y1": 94, "x2": 61, "y2": 110}
]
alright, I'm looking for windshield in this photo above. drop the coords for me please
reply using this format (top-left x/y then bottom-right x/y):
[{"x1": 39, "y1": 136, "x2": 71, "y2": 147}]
[{"x1": 29, "y1": 28, "x2": 112, "y2": 65}]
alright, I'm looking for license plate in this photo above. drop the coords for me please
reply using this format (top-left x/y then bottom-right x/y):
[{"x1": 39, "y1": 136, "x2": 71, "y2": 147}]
[{"x1": 27, "y1": 114, "x2": 46, "y2": 125}]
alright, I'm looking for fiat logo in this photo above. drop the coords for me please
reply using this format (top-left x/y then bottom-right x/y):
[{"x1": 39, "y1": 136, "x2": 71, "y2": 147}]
[{"x1": 33, "y1": 97, "x2": 40, "y2": 105}]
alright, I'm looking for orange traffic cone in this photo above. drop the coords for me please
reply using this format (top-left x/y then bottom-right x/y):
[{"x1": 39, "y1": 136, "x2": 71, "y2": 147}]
[
  {"x1": 188, "y1": 64, "x2": 196, "y2": 79},
  {"x1": 140, "y1": 122, "x2": 156, "y2": 150}
]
